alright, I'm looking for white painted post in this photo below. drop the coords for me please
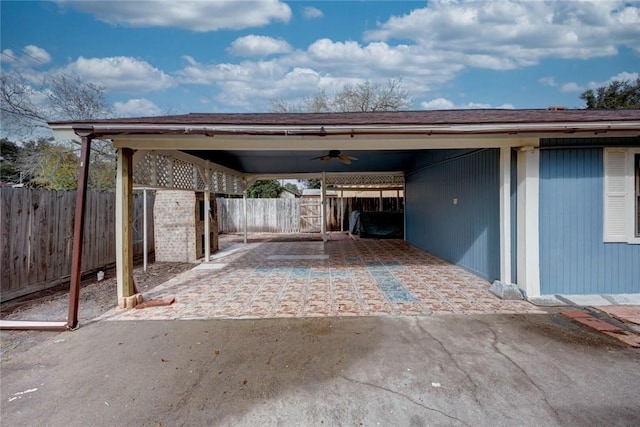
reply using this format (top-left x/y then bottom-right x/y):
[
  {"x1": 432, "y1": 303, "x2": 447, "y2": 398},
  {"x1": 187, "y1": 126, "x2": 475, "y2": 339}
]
[
  {"x1": 321, "y1": 171, "x2": 327, "y2": 242},
  {"x1": 204, "y1": 191, "x2": 211, "y2": 261},
  {"x1": 516, "y1": 147, "x2": 541, "y2": 298},
  {"x1": 340, "y1": 189, "x2": 344, "y2": 232},
  {"x1": 499, "y1": 147, "x2": 512, "y2": 284},
  {"x1": 243, "y1": 190, "x2": 248, "y2": 244},
  {"x1": 143, "y1": 188, "x2": 148, "y2": 272}
]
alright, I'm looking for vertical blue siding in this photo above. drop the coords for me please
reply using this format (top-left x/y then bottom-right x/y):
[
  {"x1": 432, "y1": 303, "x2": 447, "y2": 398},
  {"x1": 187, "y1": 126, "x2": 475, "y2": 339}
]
[
  {"x1": 539, "y1": 148, "x2": 640, "y2": 294},
  {"x1": 406, "y1": 149, "x2": 500, "y2": 281}
]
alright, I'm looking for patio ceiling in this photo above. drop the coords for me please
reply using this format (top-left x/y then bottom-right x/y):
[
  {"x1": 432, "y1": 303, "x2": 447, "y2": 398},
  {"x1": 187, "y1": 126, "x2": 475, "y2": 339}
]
[{"x1": 183, "y1": 149, "x2": 420, "y2": 174}]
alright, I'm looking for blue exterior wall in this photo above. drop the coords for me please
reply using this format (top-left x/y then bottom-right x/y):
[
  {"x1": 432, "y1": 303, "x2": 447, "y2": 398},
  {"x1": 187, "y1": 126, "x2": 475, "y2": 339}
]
[
  {"x1": 539, "y1": 147, "x2": 640, "y2": 294},
  {"x1": 405, "y1": 149, "x2": 500, "y2": 281}
]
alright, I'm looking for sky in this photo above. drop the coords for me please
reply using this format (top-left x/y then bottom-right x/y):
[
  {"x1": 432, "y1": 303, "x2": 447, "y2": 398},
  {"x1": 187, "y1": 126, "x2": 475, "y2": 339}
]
[{"x1": 1, "y1": 0, "x2": 639, "y2": 127}]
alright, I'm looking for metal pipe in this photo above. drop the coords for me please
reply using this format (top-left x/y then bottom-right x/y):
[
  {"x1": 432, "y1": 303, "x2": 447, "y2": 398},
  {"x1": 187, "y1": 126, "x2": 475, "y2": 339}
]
[
  {"x1": 0, "y1": 320, "x2": 68, "y2": 331},
  {"x1": 67, "y1": 135, "x2": 92, "y2": 330}
]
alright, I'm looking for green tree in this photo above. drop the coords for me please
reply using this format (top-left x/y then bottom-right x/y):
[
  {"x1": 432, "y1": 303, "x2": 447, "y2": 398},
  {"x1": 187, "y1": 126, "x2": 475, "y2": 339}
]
[
  {"x1": 246, "y1": 180, "x2": 283, "y2": 198},
  {"x1": 580, "y1": 77, "x2": 640, "y2": 109},
  {"x1": 302, "y1": 178, "x2": 321, "y2": 189},
  {"x1": 0, "y1": 138, "x2": 22, "y2": 182},
  {"x1": 282, "y1": 182, "x2": 300, "y2": 195}
]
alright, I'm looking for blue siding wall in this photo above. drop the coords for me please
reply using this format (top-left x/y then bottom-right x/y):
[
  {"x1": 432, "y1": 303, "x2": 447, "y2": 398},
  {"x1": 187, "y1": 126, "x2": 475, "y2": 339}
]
[
  {"x1": 539, "y1": 148, "x2": 640, "y2": 294},
  {"x1": 406, "y1": 149, "x2": 500, "y2": 281}
]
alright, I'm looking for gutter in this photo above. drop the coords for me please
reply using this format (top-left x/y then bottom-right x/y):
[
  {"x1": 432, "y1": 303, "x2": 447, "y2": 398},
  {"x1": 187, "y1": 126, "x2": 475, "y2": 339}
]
[{"x1": 49, "y1": 122, "x2": 640, "y2": 139}]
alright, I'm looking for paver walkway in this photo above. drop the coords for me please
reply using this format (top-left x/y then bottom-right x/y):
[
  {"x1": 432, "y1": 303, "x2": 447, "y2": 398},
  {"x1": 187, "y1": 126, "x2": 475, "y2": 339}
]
[{"x1": 99, "y1": 237, "x2": 545, "y2": 321}]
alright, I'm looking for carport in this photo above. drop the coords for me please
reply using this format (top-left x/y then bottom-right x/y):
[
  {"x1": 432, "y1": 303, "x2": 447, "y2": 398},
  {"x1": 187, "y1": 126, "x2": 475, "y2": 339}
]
[{"x1": 48, "y1": 109, "x2": 636, "y2": 325}]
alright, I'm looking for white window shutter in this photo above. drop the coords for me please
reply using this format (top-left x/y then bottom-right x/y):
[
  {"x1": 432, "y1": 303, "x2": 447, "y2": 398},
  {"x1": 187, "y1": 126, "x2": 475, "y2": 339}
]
[{"x1": 603, "y1": 148, "x2": 627, "y2": 242}]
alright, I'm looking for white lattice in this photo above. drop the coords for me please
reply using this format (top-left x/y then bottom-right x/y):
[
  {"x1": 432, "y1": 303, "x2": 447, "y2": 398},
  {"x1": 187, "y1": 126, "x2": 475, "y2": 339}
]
[
  {"x1": 133, "y1": 151, "x2": 244, "y2": 194},
  {"x1": 326, "y1": 173, "x2": 404, "y2": 188},
  {"x1": 133, "y1": 153, "x2": 153, "y2": 186}
]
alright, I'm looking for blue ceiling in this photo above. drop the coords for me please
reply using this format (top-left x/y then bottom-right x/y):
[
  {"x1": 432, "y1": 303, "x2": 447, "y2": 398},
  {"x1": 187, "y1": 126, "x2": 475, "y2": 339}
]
[{"x1": 185, "y1": 149, "x2": 421, "y2": 174}]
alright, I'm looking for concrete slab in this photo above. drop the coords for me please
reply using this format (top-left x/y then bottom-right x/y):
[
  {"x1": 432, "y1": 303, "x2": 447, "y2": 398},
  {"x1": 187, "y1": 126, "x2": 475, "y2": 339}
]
[
  {"x1": 528, "y1": 296, "x2": 568, "y2": 307},
  {"x1": 2, "y1": 315, "x2": 639, "y2": 426},
  {"x1": 557, "y1": 294, "x2": 614, "y2": 307}
]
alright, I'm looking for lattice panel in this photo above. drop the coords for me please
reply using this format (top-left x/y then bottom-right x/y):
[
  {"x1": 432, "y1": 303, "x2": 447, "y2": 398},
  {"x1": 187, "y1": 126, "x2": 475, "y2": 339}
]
[
  {"x1": 133, "y1": 153, "x2": 153, "y2": 186},
  {"x1": 233, "y1": 176, "x2": 244, "y2": 194},
  {"x1": 132, "y1": 151, "x2": 244, "y2": 194},
  {"x1": 195, "y1": 169, "x2": 205, "y2": 191},
  {"x1": 155, "y1": 155, "x2": 172, "y2": 187},
  {"x1": 326, "y1": 174, "x2": 404, "y2": 187},
  {"x1": 172, "y1": 159, "x2": 194, "y2": 189}
]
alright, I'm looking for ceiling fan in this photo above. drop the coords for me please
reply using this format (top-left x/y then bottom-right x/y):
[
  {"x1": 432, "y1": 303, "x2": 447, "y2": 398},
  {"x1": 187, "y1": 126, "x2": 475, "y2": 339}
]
[{"x1": 311, "y1": 150, "x2": 358, "y2": 165}]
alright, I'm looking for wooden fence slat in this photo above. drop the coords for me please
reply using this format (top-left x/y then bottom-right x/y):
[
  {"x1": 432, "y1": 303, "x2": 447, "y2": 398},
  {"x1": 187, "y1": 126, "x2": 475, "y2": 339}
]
[
  {"x1": 1, "y1": 188, "x2": 154, "y2": 302},
  {"x1": 215, "y1": 197, "x2": 403, "y2": 234}
]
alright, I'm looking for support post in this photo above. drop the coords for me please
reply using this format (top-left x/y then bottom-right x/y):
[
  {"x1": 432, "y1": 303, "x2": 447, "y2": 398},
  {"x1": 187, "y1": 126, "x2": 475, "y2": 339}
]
[
  {"x1": 340, "y1": 190, "x2": 344, "y2": 232},
  {"x1": 321, "y1": 172, "x2": 327, "y2": 242},
  {"x1": 516, "y1": 147, "x2": 541, "y2": 298},
  {"x1": 490, "y1": 147, "x2": 521, "y2": 300},
  {"x1": 204, "y1": 170, "x2": 211, "y2": 261},
  {"x1": 143, "y1": 188, "x2": 148, "y2": 272},
  {"x1": 116, "y1": 147, "x2": 137, "y2": 308},
  {"x1": 402, "y1": 180, "x2": 407, "y2": 241},
  {"x1": 379, "y1": 190, "x2": 383, "y2": 212},
  {"x1": 67, "y1": 134, "x2": 92, "y2": 329},
  {"x1": 243, "y1": 189, "x2": 248, "y2": 244}
]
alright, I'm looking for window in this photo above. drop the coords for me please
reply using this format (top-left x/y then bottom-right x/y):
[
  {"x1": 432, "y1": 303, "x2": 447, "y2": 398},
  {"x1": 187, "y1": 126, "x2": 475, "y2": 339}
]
[{"x1": 604, "y1": 147, "x2": 640, "y2": 244}]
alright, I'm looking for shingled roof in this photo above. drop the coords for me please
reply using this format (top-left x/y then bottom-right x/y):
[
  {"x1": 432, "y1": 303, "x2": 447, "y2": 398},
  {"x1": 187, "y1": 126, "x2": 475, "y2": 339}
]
[{"x1": 50, "y1": 108, "x2": 640, "y2": 127}]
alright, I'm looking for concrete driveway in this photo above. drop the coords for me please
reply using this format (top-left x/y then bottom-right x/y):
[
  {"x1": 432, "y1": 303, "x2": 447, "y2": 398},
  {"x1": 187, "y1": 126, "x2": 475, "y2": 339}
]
[{"x1": 1, "y1": 314, "x2": 639, "y2": 426}]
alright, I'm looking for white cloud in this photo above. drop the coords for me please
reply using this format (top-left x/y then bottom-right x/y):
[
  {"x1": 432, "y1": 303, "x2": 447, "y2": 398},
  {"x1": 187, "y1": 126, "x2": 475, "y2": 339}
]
[
  {"x1": 113, "y1": 98, "x2": 164, "y2": 117},
  {"x1": 57, "y1": 0, "x2": 291, "y2": 31},
  {"x1": 560, "y1": 82, "x2": 582, "y2": 93},
  {"x1": 63, "y1": 56, "x2": 174, "y2": 93},
  {"x1": 420, "y1": 98, "x2": 514, "y2": 110},
  {"x1": 364, "y1": 1, "x2": 640, "y2": 69},
  {"x1": 302, "y1": 6, "x2": 323, "y2": 20},
  {"x1": 420, "y1": 98, "x2": 455, "y2": 110},
  {"x1": 228, "y1": 35, "x2": 292, "y2": 57},
  {"x1": 1, "y1": 45, "x2": 51, "y2": 68},
  {"x1": 539, "y1": 77, "x2": 557, "y2": 87}
]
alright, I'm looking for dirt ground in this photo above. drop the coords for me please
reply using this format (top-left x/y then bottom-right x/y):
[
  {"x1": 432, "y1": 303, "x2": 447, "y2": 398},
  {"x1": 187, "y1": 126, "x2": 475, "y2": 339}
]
[
  {"x1": 0, "y1": 233, "x2": 316, "y2": 361},
  {"x1": 0, "y1": 261, "x2": 196, "y2": 360}
]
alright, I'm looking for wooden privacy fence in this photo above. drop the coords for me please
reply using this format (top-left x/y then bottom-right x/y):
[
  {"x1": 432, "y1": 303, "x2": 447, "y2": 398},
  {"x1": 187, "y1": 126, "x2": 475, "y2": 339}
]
[
  {"x1": 217, "y1": 198, "x2": 300, "y2": 233},
  {"x1": 0, "y1": 188, "x2": 154, "y2": 302},
  {"x1": 217, "y1": 197, "x2": 403, "y2": 233}
]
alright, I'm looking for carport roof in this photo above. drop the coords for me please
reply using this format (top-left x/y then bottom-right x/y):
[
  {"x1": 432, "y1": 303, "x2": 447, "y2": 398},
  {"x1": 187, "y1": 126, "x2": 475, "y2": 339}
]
[{"x1": 50, "y1": 108, "x2": 640, "y2": 129}]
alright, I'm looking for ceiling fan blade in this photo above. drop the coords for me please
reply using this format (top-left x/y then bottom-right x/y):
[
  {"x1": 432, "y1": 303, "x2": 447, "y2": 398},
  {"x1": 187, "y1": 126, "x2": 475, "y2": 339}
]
[
  {"x1": 338, "y1": 156, "x2": 352, "y2": 165},
  {"x1": 345, "y1": 155, "x2": 358, "y2": 161},
  {"x1": 320, "y1": 156, "x2": 332, "y2": 163}
]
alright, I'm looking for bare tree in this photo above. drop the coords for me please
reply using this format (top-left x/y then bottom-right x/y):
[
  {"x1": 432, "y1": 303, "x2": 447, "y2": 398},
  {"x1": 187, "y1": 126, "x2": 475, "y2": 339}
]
[
  {"x1": 1, "y1": 69, "x2": 116, "y2": 189},
  {"x1": 268, "y1": 78, "x2": 412, "y2": 113},
  {"x1": 1, "y1": 70, "x2": 111, "y2": 136}
]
